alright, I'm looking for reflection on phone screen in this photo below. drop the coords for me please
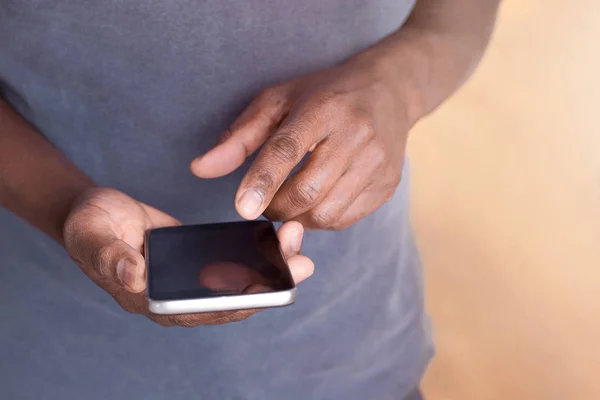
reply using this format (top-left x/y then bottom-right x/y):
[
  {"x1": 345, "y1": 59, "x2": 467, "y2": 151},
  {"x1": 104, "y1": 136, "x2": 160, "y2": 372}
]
[{"x1": 147, "y1": 221, "x2": 294, "y2": 301}]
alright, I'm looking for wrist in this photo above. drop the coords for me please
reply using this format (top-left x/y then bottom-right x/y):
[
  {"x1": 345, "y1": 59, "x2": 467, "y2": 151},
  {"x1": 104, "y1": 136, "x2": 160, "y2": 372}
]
[
  {"x1": 347, "y1": 22, "x2": 479, "y2": 126},
  {"x1": 345, "y1": 33, "x2": 434, "y2": 127}
]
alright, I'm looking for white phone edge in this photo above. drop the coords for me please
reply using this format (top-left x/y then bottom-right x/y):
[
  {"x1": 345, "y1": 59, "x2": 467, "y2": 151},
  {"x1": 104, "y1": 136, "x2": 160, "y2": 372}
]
[{"x1": 148, "y1": 288, "x2": 297, "y2": 315}]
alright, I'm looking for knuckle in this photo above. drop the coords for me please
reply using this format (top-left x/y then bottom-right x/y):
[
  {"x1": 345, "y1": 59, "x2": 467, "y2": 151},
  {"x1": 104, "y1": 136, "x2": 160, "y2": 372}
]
[
  {"x1": 370, "y1": 143, "x2": 388, "y2": 168},
  {"x1": 309, "y1": 206, "x2": 340, "y2": 229},
  {"x1": 269, "y1": 132, "x2": 304, "y2": 164},
  {"x1": 256, "y1": 108, "x2": 278, "y2": 128},
  {"x1": 313, "y1": 91, "x2": 344, "y2": 111},
  {"x1": 309, "y1": 91, "x2": 334, "y2": 108},
  {"x1": 91, "y1": 245, "x2": 115, "y2": 276},
  {"x1": 289, "y1": 179, "x2": 322, "y2": 208},
  {"x1": 351, "y1": 111, "x2": 377, "y2": 144},
  {"x1": 257, "y1": 86, "x2": 281, "y2": 103},
  {"x1": 253, "y1": 169, "x2": 279, "y2": 193}
]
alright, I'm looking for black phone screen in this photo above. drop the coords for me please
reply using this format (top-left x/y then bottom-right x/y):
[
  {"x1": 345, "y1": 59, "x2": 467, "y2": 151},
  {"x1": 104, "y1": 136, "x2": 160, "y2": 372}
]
[{"x1": 146, "y1": 221, "x2": 295, "y2": 301}]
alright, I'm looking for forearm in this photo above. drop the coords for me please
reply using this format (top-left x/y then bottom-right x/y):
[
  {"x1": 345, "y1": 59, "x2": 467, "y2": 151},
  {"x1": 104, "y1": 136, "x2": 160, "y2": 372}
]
[
  {"x1": 351, "y1": 0, "x2": 501, "y2": 123},
  {"x1": 0, "y1": 98, "x2": 95, "y2": 244}
]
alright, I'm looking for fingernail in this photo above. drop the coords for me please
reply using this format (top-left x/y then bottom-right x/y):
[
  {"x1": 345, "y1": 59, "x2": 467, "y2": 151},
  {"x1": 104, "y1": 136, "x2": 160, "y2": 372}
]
[
  {"x1": 117, "y1": 258, "x2": 138, "y2": 290},
  {"x1": 291, "y1": 228, "x2": 303, "y2": 255},
  {"x1": 238, "y1": 189, "x2": 263, "y2": 219}
]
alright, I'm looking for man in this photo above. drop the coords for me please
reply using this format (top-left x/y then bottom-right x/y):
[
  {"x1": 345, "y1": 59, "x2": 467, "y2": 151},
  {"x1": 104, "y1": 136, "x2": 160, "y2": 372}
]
[{"x1": 0, "y1": 0, "x2": 499, "y2": 399}]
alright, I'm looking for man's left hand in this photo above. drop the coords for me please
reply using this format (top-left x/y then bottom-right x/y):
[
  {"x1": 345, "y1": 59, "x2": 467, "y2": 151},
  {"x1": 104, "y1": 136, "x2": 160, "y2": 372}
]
[{"x1": 191, "y1": 55, "x2": 421, "y2": 229}]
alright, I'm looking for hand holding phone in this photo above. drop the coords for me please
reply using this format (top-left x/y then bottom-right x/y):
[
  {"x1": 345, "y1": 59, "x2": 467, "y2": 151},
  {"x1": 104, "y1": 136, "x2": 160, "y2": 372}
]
[
  {"x1": 146, "y1": 221, "x2": 307, "y2": 315},
  {"x1": 63, "y1": 188, "x2": 314, "y2": 327}
]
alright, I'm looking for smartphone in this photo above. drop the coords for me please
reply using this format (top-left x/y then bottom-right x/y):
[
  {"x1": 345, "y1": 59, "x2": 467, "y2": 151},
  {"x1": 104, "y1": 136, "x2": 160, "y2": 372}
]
[{"x1": 145, "y1": 221, "x2": 297, "y2": 315}]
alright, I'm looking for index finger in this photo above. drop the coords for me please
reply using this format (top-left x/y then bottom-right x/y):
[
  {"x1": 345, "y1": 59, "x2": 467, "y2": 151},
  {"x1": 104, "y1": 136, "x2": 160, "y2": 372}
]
[{"x1": 235, "y1": 107, "x2": 328, "y2": 220}]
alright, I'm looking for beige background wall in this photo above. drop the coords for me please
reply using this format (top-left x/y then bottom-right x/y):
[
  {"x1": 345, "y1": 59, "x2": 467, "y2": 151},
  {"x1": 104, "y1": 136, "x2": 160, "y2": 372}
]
[{"x1": 411, "y1": 1, "x2": 600, "y2": 399}]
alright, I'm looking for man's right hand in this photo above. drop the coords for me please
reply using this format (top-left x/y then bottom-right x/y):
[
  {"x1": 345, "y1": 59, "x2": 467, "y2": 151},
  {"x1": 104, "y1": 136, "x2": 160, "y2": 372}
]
[{"x1": 63, "y1": 188, "x2": 314, "y2": 327}]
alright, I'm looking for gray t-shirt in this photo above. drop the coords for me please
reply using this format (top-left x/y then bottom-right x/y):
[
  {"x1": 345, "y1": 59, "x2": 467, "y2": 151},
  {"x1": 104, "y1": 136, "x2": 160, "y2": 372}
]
[{"x1": 0, "y1": 1, "x2": 432, "y2": 399}]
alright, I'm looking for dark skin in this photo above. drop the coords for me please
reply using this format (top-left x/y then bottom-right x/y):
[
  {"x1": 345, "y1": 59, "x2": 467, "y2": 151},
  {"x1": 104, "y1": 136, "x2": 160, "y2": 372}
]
[
  {"x1": 0, "y1": 0, "x2": 500, "y2": 327},
  {"x1": 191, "y1": 62, "x2": 411, "y2": 229},
  {"x1": 63, "y1": 189, "x2": 313, "y2": 327},
  {"x1": 192, "y1": 0, "x2": 501, "y2": 229}
]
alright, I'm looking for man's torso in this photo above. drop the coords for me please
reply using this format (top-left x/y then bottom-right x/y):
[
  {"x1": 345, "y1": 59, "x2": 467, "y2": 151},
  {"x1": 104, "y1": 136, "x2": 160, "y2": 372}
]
[{"x1": 0, "y1": 1, "x2": 431, "y2": 399}]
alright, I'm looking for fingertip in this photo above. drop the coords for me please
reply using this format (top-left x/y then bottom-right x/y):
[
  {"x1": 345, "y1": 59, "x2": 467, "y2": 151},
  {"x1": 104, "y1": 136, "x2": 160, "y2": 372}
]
[
  {"x1": 287, "y1": 255, "x2": 315, "y2": 284},
  {"x1": 189, "y1": 156, "x2": 205, "y2": 176},
  {"x1": 190, "y1": 153, "x2": 221, "y2": 179},
  {"x1": 235, "y1": 189, "x2": 265, "y2": 220},
  {"x1": 280, "y1": 220, "x2": 304, "y2": 235},
  {"x1": 190, "y1": 141, "x2": 246, "y2": 179}
]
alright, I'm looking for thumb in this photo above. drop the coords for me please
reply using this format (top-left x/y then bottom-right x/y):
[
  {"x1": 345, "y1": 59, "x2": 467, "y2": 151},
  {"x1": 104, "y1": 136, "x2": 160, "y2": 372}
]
[
  {"x1": 190, "y1": 87, "x2": 291, "y2": 178},
  {"x1": 97, "y1": 239, "x2": 146, "y2": 293},
  {"x1": 66, "y1": 218, "x2": 146, "y2": 293}
]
